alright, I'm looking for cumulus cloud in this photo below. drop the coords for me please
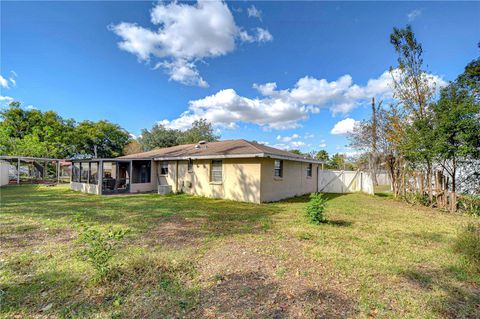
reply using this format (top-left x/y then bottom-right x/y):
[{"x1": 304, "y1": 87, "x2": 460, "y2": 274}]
[
  {"x1": 407, "y1": 9, "x2": 422, "y2": 22},
  {"x1": 0, "y1": 95, "x2": 14, "y2": 102},
  {"x1": 110, "y1": 0, "x2": 273, "y2": 87},
  {"x1": 0, "y1": 75, "x2": 9, "y2": 88},
  {"x1": 160, "y1": 69, "x2": 445, "y2": 131},
  {"x1": 330, "y1": 118, "x2": 360, "y2": 135},
  {"x1": 276, "y1": 134, "x2": 300, "y2": 142},
  {"x1": 239, "y1": 27, "x2": 273, "y2": 43},
  {"x1": 258, "y1": 140, "x2": 306, "y2": 151},
  {"x1": 247, "y1": 5, "x2": 262, "y2": 20}
]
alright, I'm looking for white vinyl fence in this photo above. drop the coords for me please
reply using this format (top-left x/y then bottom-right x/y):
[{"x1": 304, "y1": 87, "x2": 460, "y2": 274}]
[
  {"x1": 318, "y1": 170, "x2": 374, "y2": 195},
  {"x1": 0, "y1": 161, "x2": 9, "y2": 186}
]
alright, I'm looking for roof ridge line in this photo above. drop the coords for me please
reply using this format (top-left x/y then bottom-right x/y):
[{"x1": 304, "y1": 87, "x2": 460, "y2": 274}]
[{"x1": 242, "y1": 139, "x2": 267, "y2": 154}]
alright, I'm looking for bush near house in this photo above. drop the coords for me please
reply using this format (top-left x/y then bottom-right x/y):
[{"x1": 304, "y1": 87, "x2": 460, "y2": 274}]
[{"x1": 305, "y1": 192, "x2": 327, "y2": 224}]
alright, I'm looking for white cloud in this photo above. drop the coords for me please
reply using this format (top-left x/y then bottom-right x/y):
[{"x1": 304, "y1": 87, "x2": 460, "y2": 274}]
[
  {"x1": 407, "y1": 9, "x2": 422, "y2": 22},
  {"x1": 258, "y1": 140, "x2": 305, "y2": 151},
  {"x1": 0, "y1": 95, "x2": 13, "y2": 102},
  {"x1": 110, "y1": 0, "x2": 272, "y2": 87},
  {"x1": 319, "y1": 143, "x2": 327, "y2": 148},
  {"x1": 160, "y1": 69, "x2": 445, "y2": 131},
  {"x1": 0, "y1": 76, "x2": 9, "y2": 89},
  {"x1": 330, "y1": 118, "x2": 360, "y2": 135},
  {"x1": 304, "y1": 133, "x2": 315, "y2": 139},
  {"x1": 247, "y1": 5, "x2": 262, "y2": 20},
  {"x1": 239, "y1": 27, "x2": 273, "y2": 43},
  {"x1": 276, "y1": 134, "x2": 300, "y2": 142}
]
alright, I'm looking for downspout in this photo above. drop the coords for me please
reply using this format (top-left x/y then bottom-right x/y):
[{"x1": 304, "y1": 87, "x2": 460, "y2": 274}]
[
  {"x1": 175, "y1": 160, "x2": 179, "y2": 193},
  {"x1": 316, "y1": 164, "x2": 319, "y2": 193}
]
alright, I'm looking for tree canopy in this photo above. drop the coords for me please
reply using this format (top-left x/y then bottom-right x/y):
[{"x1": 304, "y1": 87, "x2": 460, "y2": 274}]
[
  {"x1": 0, "y1": 102, "x2": 130, "y2": 159},
  {"x1": 138, "y1": 119, "x2": 219, "y2": 151}
]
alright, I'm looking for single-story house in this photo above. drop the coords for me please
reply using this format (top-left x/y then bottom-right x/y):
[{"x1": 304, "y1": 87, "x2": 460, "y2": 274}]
[{"x1": 70, "y1": 139, "x2": 323, "y2": 203}]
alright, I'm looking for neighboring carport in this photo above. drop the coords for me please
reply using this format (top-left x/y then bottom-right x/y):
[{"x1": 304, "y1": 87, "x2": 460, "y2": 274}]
[{"x1": 0, "y1": 156, "x2": 71, "y2": 184}]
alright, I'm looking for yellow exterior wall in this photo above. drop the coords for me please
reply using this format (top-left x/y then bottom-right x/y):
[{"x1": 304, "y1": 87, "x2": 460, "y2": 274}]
[
  {"x1": 158, "y1": 158, "x2": 262, "y2": 203},
  {"x1": 260, "y1": 158, "x2": 318, "y2": 202}
]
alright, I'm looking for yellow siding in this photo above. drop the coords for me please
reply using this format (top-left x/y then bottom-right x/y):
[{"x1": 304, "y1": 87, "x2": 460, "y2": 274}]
[
  {"x1": 260, "y1": 158, "x2": 318, "y2": 202},
  {"x1": 158, "y1": 158, "x2": 262, "y2": 203}
]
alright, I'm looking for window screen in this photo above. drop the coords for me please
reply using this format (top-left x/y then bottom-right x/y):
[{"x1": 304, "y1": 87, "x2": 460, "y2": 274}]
[
  {"x1": 306, "y1": 163, "x2": 312, "y2": 177},
  {"x1": 160, "y1": 161, "x2": 168, "y2": 175},
  {"x1": 211, "y1": 160, "x2": 222, "y2": 182},
  {"x1": 274, "y1": 160, "x2": 283, "y2": 178}
]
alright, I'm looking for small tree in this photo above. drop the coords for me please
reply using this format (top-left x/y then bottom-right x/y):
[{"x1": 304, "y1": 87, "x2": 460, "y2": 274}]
[
  {"x1": 74, "y1": 216, "x2": 129, "y2": 281},
  {"x1": 305, "y1": 193, "x2": 327, "y2": 224}
]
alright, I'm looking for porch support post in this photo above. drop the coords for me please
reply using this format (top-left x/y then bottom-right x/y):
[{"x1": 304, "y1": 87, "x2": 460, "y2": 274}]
[
  {"x1": 17, "y1": 158, "x2": 20, "y2": 184},
  {"x1": 129, "y1": 160, "x2": 133, "y2": 193},
  {"x1": 57, "y1": 160, "x2": 60, "y2": 184},
  {"x1": 98, "y1": 160, "x2": 103, "y2": 195}
]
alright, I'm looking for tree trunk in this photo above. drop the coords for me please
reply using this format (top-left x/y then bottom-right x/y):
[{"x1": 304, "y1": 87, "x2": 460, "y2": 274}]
[
  {"x1": 451, "y1": 159, "x2": 457, "y2": 212},
  {"x1": 371, "y1": 97, "x2": 378, "y2": 186}
]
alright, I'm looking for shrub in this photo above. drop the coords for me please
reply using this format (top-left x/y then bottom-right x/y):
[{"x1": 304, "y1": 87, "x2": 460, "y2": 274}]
[
  {"x1": 458, "y1": 194, "x2": 480, "y2": 216},
  {"x1": 453, "y1": 223, "x2": 480, "y2": 272},
  {"x1": 305, "y1": 193, "x2": 327, "y2": 224},
  {"x1": 74, "y1": 215, "x2": 129, "y2": 281}
]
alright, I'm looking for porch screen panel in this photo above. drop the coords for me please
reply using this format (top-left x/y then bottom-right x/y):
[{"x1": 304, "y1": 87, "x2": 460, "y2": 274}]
[
  {"x1": 132, "y1": 161, "x2": 151, "y2": 183},
  {"x1": 89, "y1": 162, "x2": 98, "y2": 184},
  {"x1": 72, "y1": 163, "x2": 80, "y2": 182},
  {"x1": 80, "y1": 162, "x2": 89, "y2": 183}
]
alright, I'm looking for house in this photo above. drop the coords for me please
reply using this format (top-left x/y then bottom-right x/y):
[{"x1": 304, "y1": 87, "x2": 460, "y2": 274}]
[{"x1": 70, "y1": 139, "x2": 322, "y2": 203}]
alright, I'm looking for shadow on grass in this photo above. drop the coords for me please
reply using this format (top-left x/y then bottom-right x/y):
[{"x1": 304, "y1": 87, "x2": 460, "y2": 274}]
[
  {"x1": 1, "y1": 185, "x2": 281, "y2": 236},
  {"x1": 326, "y1": 219, "x2": 353, "y2": 227},
  {"x1": 279, "y1": 193, "x2": 347, "y2": 204},
  {"x1": 399, "y1": 266, "x2": 480, "y2": 318}
]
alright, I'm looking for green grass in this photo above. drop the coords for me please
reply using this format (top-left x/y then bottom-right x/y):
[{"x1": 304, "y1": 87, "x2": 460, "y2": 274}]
[{"x1": 0, "y1": 185, "x2": 479, "y2": 318}]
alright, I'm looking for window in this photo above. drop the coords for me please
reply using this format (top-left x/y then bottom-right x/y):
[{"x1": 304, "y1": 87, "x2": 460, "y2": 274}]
[
  {"x1": 132, "y1": 160, "x2": 151, "y2": 183},
  {"x1": 160, "y1": 161, "x2": 168, "y2": 175},
  {"x1": 274, "y1": 160, "x2": 283, "y2": 178},
  {"x1": 72, "y1": 162, "x2": 80, "y2": 182},
  {"x1": 306, "y1": 163, "x2": 312, "y2": 177},
  {"x1": 210, "y1": 160, "x2": 222, "y2": 183},
  {"x1": 188, "y1": 159, "x2": 193, "y2": 173},
  {"x1": 89, "y1": 162, "x2": 98, "y2": 184}
]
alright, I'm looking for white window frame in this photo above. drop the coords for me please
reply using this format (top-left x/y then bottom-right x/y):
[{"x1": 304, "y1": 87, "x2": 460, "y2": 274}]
[
  {"x1": 274, "y1": 160, "x2": 283, "y2": 178},
  {"x1": 160, "y1": 161, "x2": 169, "y2": 176},
  {"x1": 210, "y1": 160, "x2": 223, "y2": 183},
  {"x1": 306, "y1": 163, "x2": 312, "y2": 178}
]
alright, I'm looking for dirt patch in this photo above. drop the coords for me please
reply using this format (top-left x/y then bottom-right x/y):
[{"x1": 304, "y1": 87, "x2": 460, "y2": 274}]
[
  {"x1": 0, "y1": 227, "x2": 74, "y2": 254},
  {"x1": 139, "y1": 216, "x2": 209, "y2": 249},
  {"x1": 191, "y1": 239, "x2": 357, "y2": 318}
]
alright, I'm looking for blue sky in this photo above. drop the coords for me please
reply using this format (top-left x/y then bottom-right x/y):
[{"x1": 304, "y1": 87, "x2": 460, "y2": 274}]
[{"x1": 1, "y1": 1, "x2": 479, "y2": 156}]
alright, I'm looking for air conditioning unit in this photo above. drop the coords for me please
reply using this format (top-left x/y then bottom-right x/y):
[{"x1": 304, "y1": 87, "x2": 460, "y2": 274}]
[{"x1": 158, "y1": 185, "x2": 172, "y2": 195}]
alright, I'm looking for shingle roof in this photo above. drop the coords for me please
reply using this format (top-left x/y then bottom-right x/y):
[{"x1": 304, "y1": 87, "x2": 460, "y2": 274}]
[{"x1": 119, "y1": 139, "x2": 322, "y2": 163}]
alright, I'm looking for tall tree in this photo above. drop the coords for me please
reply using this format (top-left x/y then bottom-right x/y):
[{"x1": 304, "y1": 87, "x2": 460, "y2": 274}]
[
  {"x1": 138, "y1": 119, "x2": 219, "y2": 151},
  {"x1": 177, "y1": 119, "x2": 219, "y2": 145},
  {"x1": 433, "y1": 58, "x2": 480, "y2": 210},
  {"x1": 138, "y1": 124, "x2": 181, "y2": 151},
  {"x1": 316, "y1": 150, "x2": 329, "y2": 162},
  {"x1": 0, "y1": 102, "x2": 130, "y2": 158}
]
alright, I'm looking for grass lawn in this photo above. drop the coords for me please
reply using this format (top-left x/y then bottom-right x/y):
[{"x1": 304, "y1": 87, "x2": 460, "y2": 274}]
[{"x1": 0, "y1": 185, "x2": 479, "y2": 318}]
